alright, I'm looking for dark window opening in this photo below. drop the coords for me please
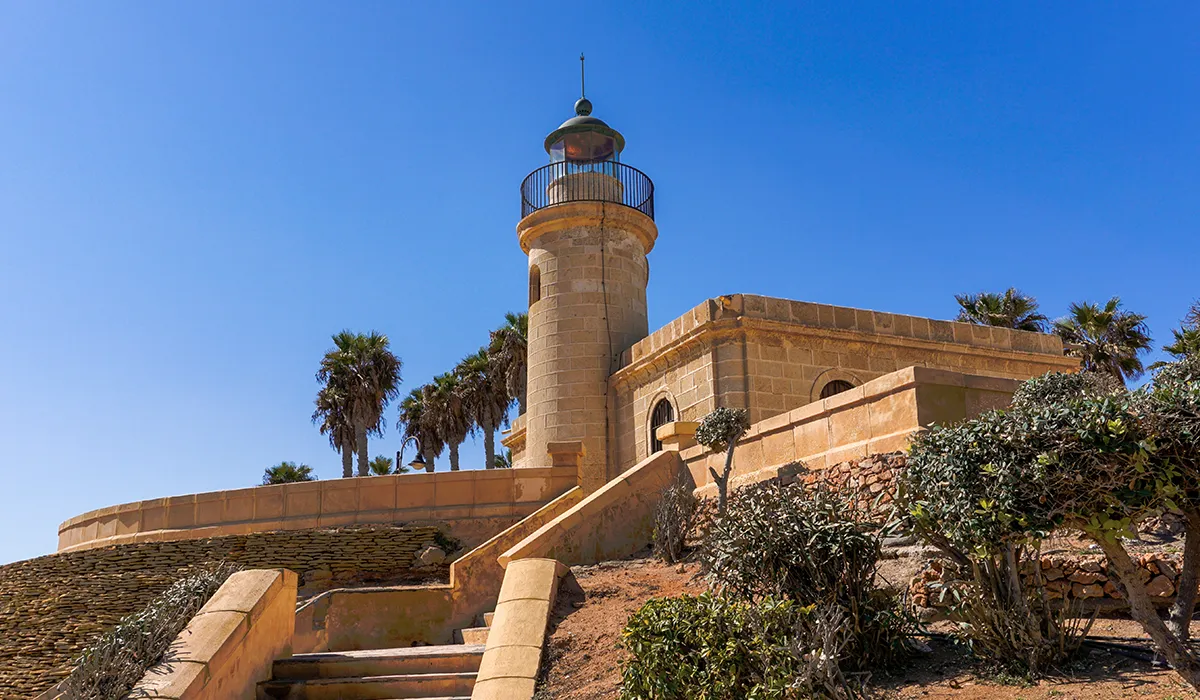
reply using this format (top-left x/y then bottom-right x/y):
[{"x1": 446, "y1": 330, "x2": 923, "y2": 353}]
[
  {"x1": 820, "y1": 379, "x2": 855, "y2": 399},
  {"x1": 529, "y1": 265, "x2": 541, "y2": 306},
  {"x1": 649, "y1": 399, "x2": 676, "y2": 454}
]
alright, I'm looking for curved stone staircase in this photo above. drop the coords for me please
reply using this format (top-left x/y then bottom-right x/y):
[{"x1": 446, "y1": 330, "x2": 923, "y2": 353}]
[{"x1": 257, "y1": 614, "x2": 493, "y2": 700}]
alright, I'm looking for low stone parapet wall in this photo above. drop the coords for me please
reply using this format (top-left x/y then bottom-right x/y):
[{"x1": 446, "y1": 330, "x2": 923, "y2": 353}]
[
  {"x1": 58, "y1": 466, "x2": 577, "y2": 553},
  {"x1": 131, "y1": 569, "x2": 297, "y2": 700},
  {"x1": 911, "y1": 554, "x2": 1185, "y2": 611},
  {"x1": 0, "y1": 525, "x2": 441, "y2": 698},
  {"x1": 684, "y1": 366, "x2": 1016, "y2": 498}
]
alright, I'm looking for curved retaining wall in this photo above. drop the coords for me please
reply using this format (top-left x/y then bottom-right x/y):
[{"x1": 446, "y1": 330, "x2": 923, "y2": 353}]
[
  {"x1": 58, "y1": 467, "x2": 577, "y2": 553},
  {"x1": 0, "y1": 525, "x2": 441, "y2": 699}
]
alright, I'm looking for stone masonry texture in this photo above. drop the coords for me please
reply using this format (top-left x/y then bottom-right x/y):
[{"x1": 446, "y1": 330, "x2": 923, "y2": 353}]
[
  {"x1": 522, "y1": 201, "x2": 655, "y2": 487},
  {"x1": 0, "y1": 525, "x2": 441, "y2": 699},
  {"x1": 611, "y1": 294, "x2": 1077, "y2": 474}
]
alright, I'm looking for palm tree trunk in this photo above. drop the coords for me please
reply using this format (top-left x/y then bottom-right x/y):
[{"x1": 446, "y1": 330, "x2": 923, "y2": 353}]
[
  {"x1": 341, "y1": 447, "x2": 353, "y2": 479},
  {"x1": 355, "y1": 422, "x2": 369, "y2": 477},
  {"x1": 423, "y1": 448, "x2": 436, "y2": 473},
  {"x1": 449, "y1": 442, "x2": 460, "y2": 471},
  {"x1": 484, "y1": 423, "x2": 496, "y2": 471},
  {"x1": 518, "y1": 364, "x2": 528, "y2": 415}
]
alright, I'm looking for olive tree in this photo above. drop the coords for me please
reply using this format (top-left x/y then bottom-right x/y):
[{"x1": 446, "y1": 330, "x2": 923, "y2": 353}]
[
  {"x1": 899, "y1": 364, "x2": 1200, "y2": 687},
  {"x1": 694, "y1": 407, "x2": 750, "y2": 512}
]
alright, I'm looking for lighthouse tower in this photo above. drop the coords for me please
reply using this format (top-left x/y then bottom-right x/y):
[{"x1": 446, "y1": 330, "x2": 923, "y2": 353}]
[{"x1": 517, "y1": 83, "x2": 657, "y2": 492}]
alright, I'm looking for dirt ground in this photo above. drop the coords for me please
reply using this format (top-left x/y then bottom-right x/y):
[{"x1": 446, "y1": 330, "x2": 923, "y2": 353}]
[{"x1": 536, "y1": 556, "x2": 1198, "y2": 700}]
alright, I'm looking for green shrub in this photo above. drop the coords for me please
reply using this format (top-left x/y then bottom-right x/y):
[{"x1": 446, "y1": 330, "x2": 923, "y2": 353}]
[
  {"x1": 703, "y1": 483, "x2": 878, "y2": 605},
  {"x1": 897, "y1": 365, "x2": 1200, "y2": 681},
  {"x1": 701, "y1": 482, "x2": 913, "y2": 671},
  {"x1": 60, "y1": 562, "x2": 242, "y2": 700},
  {"x1": 620, "y1": 593, "x2": 863, "y2": 700},
  {"x1": 652, "y1": 480, "x2": 700, "y2": 564}
]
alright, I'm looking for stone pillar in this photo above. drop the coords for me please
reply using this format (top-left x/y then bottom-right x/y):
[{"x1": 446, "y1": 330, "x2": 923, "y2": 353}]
[
  {"x1": 655, "y1": 421, "x2": 699, "y2": 452},
  {"x1": 518, "y1": 200, "x2": 658, "y2": 491}
]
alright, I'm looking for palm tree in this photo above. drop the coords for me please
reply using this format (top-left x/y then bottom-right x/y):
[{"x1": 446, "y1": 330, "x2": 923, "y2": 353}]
[
  {"x1": 493, "y1": 448, "x2": 514, "y2": 469},
  {"x1": 1186, "y1": 300, "x2": 1200, "y2": 328},
  {"x1": 1053, "y1": 297, "x2": 1153, "y2": 385},
  {"x1": 368, "y1": 455, "x2": 395, "y2": 476},
  {"x1": 316, "y1": 331, "x2": 402, "y2": 477},
  {"x1": 262, "y1": 461, "x2": 316, "y2": 485},
  {"x1": 398, "y1": 387, "x2": 445, "y2": 471},
  {"x1": 423, "y1": 372, "x2": 471, "y2": 471},
  {"x1": 1160, "y1": 327, "x2": 1200, "y2": 361},
  {"x1": 456, "y1": 349, "x2": 510, "y2": 469},
  {"x1": 489, "y1": 312, "x2": 529, "y2": 414},
  {"x1": 954, "y1": 288, "x2": 1048, "y2": 332},
  {"x1": 313, "y1": 384, "x2": 356, "y2": 478}
]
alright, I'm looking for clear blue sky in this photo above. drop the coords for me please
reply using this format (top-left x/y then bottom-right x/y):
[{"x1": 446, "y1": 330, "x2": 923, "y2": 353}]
[{"x1": 1, "y1": 3, "x2": 1196, "y2": 564}]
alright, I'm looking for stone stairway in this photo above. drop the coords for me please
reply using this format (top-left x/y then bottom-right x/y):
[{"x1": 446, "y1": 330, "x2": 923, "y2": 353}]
[{"x1": 257, "y1": 613, "x2": 494, "y2": 700}]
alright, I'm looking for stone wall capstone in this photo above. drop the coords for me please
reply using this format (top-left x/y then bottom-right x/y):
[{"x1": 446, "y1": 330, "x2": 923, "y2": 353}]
[{"x1": 0, "y1": 525, "x2": 443, "y2": 699}]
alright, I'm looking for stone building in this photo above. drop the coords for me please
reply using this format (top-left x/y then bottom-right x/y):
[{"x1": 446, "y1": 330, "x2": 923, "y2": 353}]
[{"x1": 502, "y1": 94, "x2": 1076, "y2": 488}]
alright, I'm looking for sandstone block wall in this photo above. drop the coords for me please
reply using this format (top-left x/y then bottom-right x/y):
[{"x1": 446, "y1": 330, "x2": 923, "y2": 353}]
[
  {"x1": 611, "y1": 294, "x2": 1077, "y2": 474},
  {"x1": 521, "y1": 201, "x2": 656, "y2": 484},
  {"x1": 684, "y1": 366, "x2": 1016, "y2": 497},
  {"x1": 0, "y1": 525, "x2": 441, "y2": 698},
  {"x1": 58, "y1": 466, "x2": 576, "y2": 553}
]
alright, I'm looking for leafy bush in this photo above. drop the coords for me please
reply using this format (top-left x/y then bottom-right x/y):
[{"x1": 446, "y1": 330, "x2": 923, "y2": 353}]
[
  {"x1": 695, "y1": 407, "x2": 750, "y2": 511},
  {"x1": 652, "y1": 480, "x2": 700, "y2": 564},
  {"x1": 61, "y1": 562, "x2": 242, "y2": 700},
  {"x1": 620, "y1": 593, "x2": 864, "y2": 700},
  {"x1": 702, "y1": 482, "x2": 913, "y2": 671},
  {"x1": 704, "y1": 483, "x2": 878, "y2": 605},
  {"x1": 900, "y1": 363, "x2": 1200, "y2": 685}
]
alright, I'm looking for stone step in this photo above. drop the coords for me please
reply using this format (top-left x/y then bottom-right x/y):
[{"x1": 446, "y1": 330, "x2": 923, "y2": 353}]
[
  {"x1": 482, "y1": 611, "x2": 494, "y2": 627},
  {"x1": 456, "y1": 626, "x2": 489, "y2": 645},
  {"x1": 257, "y1": 672, "x2": 476, "y2": 700},
  {"x1": 272, "y1": 645, "x2": 485, "y2": 680}
]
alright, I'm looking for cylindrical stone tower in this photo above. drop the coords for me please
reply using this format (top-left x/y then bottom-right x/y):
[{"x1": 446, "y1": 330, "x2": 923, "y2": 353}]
[{"x1": 517, "y1": 95, "x2": 657, "y2": 492}]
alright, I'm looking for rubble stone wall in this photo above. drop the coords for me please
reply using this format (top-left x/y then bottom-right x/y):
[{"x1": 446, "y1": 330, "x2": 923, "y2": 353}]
[
  {"x1": 911, "y1": 554, "x2": 1184, "y2": 610},
  {"x1": 0, "y1": 525, "x2": 442, "y2": 699}
]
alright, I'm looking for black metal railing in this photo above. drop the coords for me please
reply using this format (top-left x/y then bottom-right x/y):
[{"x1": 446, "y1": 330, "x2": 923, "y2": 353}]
[{"x1": 520, "y1": 160, "x2": 654, "y2": 220}]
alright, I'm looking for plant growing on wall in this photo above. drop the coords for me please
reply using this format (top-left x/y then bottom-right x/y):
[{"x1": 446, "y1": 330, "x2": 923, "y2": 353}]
[
  {"x1": 899, "y1": 362, "x2": 1200, "y2": 687},
  {"x1": 60, "y1": 562, "x2": 242, "y2": 700},
  {"x1": 695, "y1": 407, "x2": 750, "y2": 512},
  {"x1": 261, "y1": 461, "x2": 316, "y2": 485}
]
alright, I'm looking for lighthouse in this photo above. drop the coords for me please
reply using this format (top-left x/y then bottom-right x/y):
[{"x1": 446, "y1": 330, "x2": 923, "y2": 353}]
[{"x1": 516, "y1": 71, "x2": 657, "y2": 492}]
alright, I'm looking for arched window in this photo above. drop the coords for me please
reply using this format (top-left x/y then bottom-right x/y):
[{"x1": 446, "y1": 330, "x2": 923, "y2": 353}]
[
  {"x1": 528, "y1": 264, "x2": 541, "y2": 305},
  {"x1": 820, "y1": 379, "x2": 855, "y2": 399},
  {"x1": 649, "y1": 398, "x2": 676, "y2": 454}
]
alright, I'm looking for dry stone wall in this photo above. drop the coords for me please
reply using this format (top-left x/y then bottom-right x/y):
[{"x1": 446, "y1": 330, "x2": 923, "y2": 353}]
[
  {"x1": 794, "y1": 451, "x2": 903, "y2": 520},
  {"x1": 787, "y1": 452, "x2": 1186, "y2": 614},
  {"x1": 911, "y1": 554, "x2": 1184, "y2": 611},
  {"x1": 0, "y1": 525, "x2": 443, "y2": 699}
]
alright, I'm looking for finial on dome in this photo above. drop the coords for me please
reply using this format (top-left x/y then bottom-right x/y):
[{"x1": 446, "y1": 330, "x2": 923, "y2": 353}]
[{"x1": 575, "y1": 53, "x2": 593, "y2": 115}]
